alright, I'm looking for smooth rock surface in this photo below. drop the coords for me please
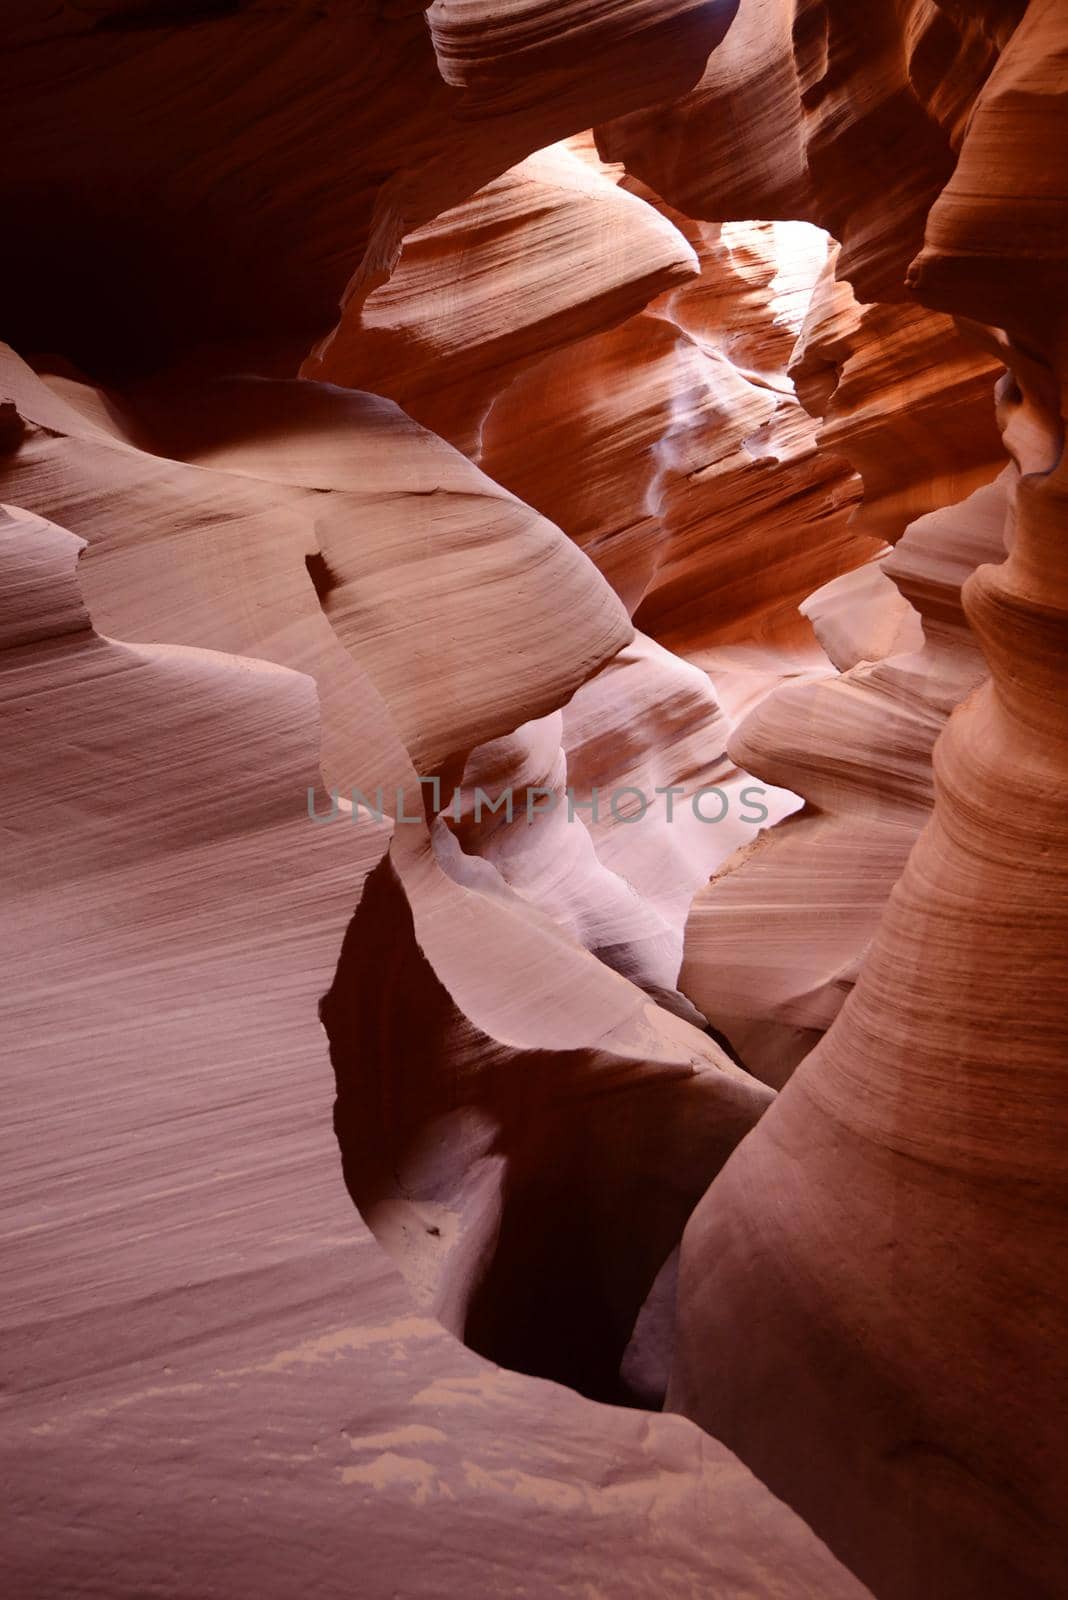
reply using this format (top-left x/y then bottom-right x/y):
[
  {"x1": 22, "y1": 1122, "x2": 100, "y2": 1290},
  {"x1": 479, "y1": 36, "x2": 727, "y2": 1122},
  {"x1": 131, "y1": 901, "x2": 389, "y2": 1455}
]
[{"x1": 1, "y1": 508, "x2": 867, "y2": 1600}]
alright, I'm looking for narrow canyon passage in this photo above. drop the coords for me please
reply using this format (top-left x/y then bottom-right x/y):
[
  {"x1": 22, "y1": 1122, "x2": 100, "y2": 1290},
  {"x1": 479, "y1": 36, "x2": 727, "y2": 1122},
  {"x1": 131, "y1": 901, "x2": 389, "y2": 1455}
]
[{"x1": 1, "y1": 4, "x2": 1065, "y2": 1600}]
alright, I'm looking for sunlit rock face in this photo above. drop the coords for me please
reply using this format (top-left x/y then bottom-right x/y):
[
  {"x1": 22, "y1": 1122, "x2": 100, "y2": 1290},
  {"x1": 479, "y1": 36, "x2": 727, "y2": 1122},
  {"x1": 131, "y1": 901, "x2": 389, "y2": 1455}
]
[
  {"x1": 304, "y1": 140, "x2": 701, "y2": 457},
  {"x1": 680, "y1": 242, "x2": 1009, "y2": 1085},
  {"x1": 484, "y1": 192, "x2": 871, "y2": 645},
  {"x1": 1, "y1": 3, "x2": 1066, "y2": 1600}
]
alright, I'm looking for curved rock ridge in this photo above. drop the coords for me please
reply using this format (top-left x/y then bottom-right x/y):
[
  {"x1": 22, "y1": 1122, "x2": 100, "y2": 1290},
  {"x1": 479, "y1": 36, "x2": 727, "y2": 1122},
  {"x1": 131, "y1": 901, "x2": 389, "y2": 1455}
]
[
  {"x1": 0, "y1": 347, "x2": 631, "y2": 787},
  {"x1": 0, "y1": 506, "x2": 870, "y2": 1600},
  {"x1": 681, "y1": 471, "x2": 1010, "y2": 1086},
  {"x1": 562, "y1": 633, "x2": 801, "y2": 993},
  {"x1": 634, "y1": 208, "x2": 874, "y2": 650},
  {"x1": 482, "y1": 196, "x2": 871, "y2": 643},
  {"x1": 441, "y1": 632, "x2": 800, "y2": 1020},
  {"x1": 790, "y1": 243, "x2": 1006, "y2": 545},
  {"x1": 596, "y1": 0, "x2": 1028, "y2": 302},
  {"x1": 427, "y1": 0, "x2": 738, "y2": 104},
  {"x1": 483, "y1": 307, "x2": 681, "y2": 610},
  {"x1": 304, "y1": 140, "x2": 700, "y2": 457},
  {"x1": 909, "y1": 0, "x2": 1068, "y2": 341}
]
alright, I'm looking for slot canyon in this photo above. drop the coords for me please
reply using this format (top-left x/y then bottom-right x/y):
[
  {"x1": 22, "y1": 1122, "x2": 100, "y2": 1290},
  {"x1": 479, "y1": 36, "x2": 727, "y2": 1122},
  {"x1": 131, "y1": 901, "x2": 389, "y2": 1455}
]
[{"x1": 1, "y1": 2, "x2": 1066, "y2": 1597}]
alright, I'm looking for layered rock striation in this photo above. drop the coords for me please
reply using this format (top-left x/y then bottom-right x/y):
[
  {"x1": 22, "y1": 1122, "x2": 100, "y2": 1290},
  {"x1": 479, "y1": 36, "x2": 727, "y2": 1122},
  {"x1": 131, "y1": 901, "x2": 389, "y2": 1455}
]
[{"x1": 2, "y1": 3, "x2": 1066, "y2": 1599}]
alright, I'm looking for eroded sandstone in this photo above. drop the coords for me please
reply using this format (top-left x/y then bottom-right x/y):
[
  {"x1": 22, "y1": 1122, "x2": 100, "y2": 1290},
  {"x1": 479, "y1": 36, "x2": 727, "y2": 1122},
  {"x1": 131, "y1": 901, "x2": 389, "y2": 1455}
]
[{"x1": 1, "y1": 2, "x2": 1065, "y2": 1597}]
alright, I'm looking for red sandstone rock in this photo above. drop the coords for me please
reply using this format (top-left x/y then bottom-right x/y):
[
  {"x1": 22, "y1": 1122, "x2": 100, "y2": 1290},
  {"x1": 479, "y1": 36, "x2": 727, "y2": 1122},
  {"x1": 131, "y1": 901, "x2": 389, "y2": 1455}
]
[
  {"x1": 0, "y1": 348, "x2": 632, "y2": 786},
  {"x1": 682, "y1": 474, "x2": 1008, "y2": 1086},
  {"x1": 305, "y1": 141, "x2": 699, "y2": 456},
  {"x1": 671, "y1": 446, "x2": 1068, "y2": 1598},
  {"x1": 791, "y1": 246, "x2": 1005, "y2": 545},
  {"x1": 483, "y1": 203, "x2": 871, "y2": 641},
  {"x1": 597, "y1": 0, "x2": 1027, "y2": 301},
  {"x1": 666, "y1": 8, "x2": 1068, "y2": 1598},
  {"x1": 0, "y1": 508, "x2": 866, "y2": 1599},
  {"x1": 1, "y1": 3, "x2": 1065, "y2": 1597}
]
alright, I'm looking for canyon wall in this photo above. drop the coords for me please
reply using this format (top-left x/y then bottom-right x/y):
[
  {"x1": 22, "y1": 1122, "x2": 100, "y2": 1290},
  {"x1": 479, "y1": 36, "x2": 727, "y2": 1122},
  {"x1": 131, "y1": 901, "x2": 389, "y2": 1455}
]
[
  {"x1": 1, "y1": 2, "x2": 1065, "y2": 1598},
  {"x1": 661, "y1": 7, "x2": 1068, "y2": 1600}
]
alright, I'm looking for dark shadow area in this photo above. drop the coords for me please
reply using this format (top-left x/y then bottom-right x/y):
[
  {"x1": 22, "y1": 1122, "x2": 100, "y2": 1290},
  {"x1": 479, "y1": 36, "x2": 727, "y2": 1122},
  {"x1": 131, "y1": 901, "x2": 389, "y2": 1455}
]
[
  {"x1": 304, "y1": 549, "x2": 339, "y2": 605},
  {"x1": 91, "y1": 2, "x2": 248, "y2": 33},
  {"x1": 320, "y1": 854, "x2": 768, "y2": 1411}
]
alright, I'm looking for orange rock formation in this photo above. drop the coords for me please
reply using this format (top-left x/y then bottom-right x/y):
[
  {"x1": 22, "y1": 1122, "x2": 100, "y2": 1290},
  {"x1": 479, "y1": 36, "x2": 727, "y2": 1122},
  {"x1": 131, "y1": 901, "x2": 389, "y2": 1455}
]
[{"x1": 1, "y1": 3, "x2": 1065, "y2": 1598}]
